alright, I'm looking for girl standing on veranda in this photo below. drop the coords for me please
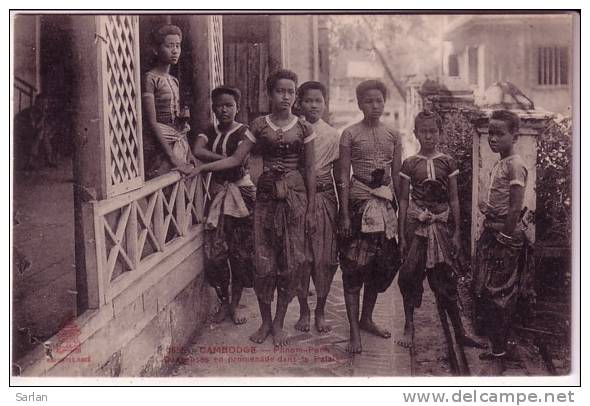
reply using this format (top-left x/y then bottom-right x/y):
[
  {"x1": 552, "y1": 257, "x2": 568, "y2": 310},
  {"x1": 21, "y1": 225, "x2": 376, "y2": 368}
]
[
  {"x1": 142, "y1": 24, "x2": 196, "y2": 179},
  {"x1": 193, "y1": 69, "x2": 316, "y2": 347}
]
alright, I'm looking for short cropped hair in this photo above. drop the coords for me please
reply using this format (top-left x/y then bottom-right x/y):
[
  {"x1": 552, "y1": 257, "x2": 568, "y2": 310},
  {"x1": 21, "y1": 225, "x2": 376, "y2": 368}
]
[
  {"x1": 356, "y1": 79, "x2": 387, "y2": 102},
  {"x1": 414, "y1": 110, "x2": 443, "y2": 132},
  {"x1": 490, "y1": 109, "x2": 520, "y2": 134},
  {"x1": 266, "y1": 69, "x2": 298, "y2": 94},
  {"x1": 297, "y1": 81, "x2": 327, "y2": 100},
  {"x1": 211, "y1": 86, "x2": 241, "y2": 106},
  {"x1": 150, "y1": 24, "x2": 182, "y2": 46}
]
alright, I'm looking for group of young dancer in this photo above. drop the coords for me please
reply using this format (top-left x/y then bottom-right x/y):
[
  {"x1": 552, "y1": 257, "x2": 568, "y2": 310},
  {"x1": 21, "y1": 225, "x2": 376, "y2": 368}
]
[{"x1": 142, "y1": 25, "x2": 531, "y2": 369}]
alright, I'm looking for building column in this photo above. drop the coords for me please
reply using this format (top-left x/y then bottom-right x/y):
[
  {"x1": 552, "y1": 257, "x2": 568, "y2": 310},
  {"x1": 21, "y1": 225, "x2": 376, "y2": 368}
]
[
  {"x1": 69, "y1": 15, "x2": 108, "y2": 312},
  {"x1": 311, "y1": 16, "x2": 319, "y2": 81},
  {"x1": 318, "y1": 15, "x2": 330, "y2": 120},
  {"x1": 186, "y1": 15, "x2": 218, "y2": 132},
  {"x1": 268, "y1": 15, "x2": 287, "y2": 73}
]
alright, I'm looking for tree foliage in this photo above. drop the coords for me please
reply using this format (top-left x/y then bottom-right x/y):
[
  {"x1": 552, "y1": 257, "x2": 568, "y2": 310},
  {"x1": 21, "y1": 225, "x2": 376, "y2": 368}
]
[
  {"x1": 327, "y1": 15, "x2": 443, "y2": 80},
  {"x1": 536, "y1": 116, "x2": 572, "y2": 244},
  {"x1": 436, "y1": 109, "x2": 477, "y2": 256}
]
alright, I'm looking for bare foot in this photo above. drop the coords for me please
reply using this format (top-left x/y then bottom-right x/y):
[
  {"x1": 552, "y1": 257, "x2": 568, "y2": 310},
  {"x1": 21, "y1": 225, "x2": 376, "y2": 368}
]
[
  {"x1": 360, "y1": 319, "x2": 391, "y2": 338},
  {"x1": 396, "y1": 323, "x2": 414, "y2": 348},
  {"x1": 346, "y1": 330, "x2": 362, "y2": 353},
  {"x1": 457, "y1": 335, "x2": 487, "y2": 349},
  {"x1": 294, "y1": 309, "x2": 310, "y2": 332},
  {"x1": 231, "y1": 306, "x2": 248, "y2": 325},
  {"x1": 212, "y1": 302, "x2": 230, "y2": 324},
  {"x1": 314, "y1": 311, "x2": 332, "y2": 334},
  {"x1": 273, "y1": 328, "x2": 291, "y2": 347},
  {"x1": 249, "y1": 322, "x2": 272, "y2": 344}
]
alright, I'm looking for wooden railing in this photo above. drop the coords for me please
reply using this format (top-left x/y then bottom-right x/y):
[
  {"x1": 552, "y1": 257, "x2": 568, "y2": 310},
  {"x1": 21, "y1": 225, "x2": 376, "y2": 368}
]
[
  {"x1": 87, "y1": 171, "x2": 206, "y2": 306},
  {"x1": 14, "y1": 76, "x2": 36, "y2": 114}
]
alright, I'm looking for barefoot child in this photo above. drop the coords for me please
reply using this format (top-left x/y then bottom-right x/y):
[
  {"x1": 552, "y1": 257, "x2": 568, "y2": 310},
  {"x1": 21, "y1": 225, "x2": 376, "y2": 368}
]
[
  {"x1": 294, "y1": 81, "x2": 340, "y2": 334},
  {"x1": 193, "y1": 70, "x2": 316, "y2": 347},
  {"x1": 338, "y1": 80, "x2": 402, "y2": 354},
  {"x1": 474, "y1": 110, "x2": 533, "y2": 367},
  {"x1": 193, "y1": 86, "x2": 256, "y2": 325},
  {"x1": 142, "y1": 24, "x2": 195, "y2": 179},
  {"x1": 396, "y1": 111, "x2": 485, "y2": 350}
]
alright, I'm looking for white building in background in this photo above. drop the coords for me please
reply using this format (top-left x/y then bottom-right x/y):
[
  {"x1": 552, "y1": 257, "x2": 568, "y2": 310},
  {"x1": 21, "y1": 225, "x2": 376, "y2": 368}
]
[{"x1": 441, "y1": 14, "x2": 575, "y2": 116}]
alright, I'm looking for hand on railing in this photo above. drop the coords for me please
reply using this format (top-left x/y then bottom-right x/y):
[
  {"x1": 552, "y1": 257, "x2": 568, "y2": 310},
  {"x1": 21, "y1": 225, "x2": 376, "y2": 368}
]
[
  {"x1": 188, "y1": 153, "x2": 199, "y2": 168},
  {"x1": 172, "y1": 163, "x2": 196, "y2": 177},
  {"x1": 190, "y1": 165, "x2": 203, "y2": 177},
  {"x1": 173, "y1": 163, "x2": 206, "y2": 183}
]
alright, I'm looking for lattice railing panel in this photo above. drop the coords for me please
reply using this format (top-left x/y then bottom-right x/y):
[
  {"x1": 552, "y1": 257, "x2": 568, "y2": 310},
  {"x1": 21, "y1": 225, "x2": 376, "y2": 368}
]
[
  {"x1": 93, "y1": 173, "x2": 205, "y2": 300},
  {"x1": 209, "y1": 16, "x2": 224, "y2": 89},
  {"x1": 98, "y1": 15, "x2": 144, "y2": 197}
]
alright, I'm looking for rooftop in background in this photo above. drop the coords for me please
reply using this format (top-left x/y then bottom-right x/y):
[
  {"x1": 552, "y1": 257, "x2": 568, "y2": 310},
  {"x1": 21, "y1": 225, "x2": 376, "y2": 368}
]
[
  {"x1": 444, "y1": 13, "x2": 574, "y2": 40},
  {"x1": 440, "y1": 13, "x2": 574, "y2": 116}
]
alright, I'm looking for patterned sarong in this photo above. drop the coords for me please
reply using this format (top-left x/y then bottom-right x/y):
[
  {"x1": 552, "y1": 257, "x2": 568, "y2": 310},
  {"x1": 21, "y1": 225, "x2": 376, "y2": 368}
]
[
  {"x1": 300, "y1": 172, "x2": 338, "y2": 298},
  {"x1": 204, "y1": 181, "x2": 256, "y2": 297},
  {"x1": 339, "y1": 177, "x2": 400, "y2": 294},
  {"x1": 145, "y1": 122, "x2": 191, "y2": 179},
  {"x1": 398, "y1": 200, "x2": 458, "y2": 308},
  {"x1": 474, "y1": 226, "x2": 535, "y2": 312},
  {"x1": 253, "y1": 169, "x2": 307, "y2": 303}
]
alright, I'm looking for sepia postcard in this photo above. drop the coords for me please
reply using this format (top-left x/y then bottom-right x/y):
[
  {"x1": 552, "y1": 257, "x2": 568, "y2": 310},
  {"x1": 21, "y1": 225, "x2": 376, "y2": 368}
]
[{"x1": 10, "y1": 10, "x2": 579, "y2": 385}]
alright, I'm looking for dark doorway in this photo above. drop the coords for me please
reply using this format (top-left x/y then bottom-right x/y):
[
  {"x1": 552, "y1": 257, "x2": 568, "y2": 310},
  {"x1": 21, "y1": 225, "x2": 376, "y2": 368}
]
[{"x1": 13, "y1": 15, "x2": 77, "y2": 361}]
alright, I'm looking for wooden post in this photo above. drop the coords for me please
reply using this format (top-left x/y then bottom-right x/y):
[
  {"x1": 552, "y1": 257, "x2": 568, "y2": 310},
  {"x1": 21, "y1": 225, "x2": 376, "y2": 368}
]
[
  {"x1": 318, "y1": 15, "x2": 331, "y2": 120},
  {"x1": 70, "y1": 15, "x2": 108, "y2": 311},
  {"x1": 175, "y1": 180, "x2": 187, "y2": 236},
  {"x1": 268, "y1": 15, "x2": 285, "y2": 73},
  {"x1": 126, "y1": 202, "x2": 139, "y2": 268},
  {"x1": 470, "y1": 128, "x2": 481, "y2": 260},
  {"x1": 311, "y1": 16, "x2": 319, "y2": 81},
  {"x1": 154, "y1": 191, "x2": 165, "y2": 249},
  {"x1": 186, "y1": 15, "x2": 213, "y2": 133}
]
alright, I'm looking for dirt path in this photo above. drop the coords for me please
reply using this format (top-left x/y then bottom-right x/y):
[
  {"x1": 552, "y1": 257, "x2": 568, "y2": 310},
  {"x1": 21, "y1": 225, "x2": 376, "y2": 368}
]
[
  {"x1": 13, "y1": 161, "x2": 77, "y2": 360},
  {"x1": 171, "y1": 277, "x2": 411, "y2": 377}
]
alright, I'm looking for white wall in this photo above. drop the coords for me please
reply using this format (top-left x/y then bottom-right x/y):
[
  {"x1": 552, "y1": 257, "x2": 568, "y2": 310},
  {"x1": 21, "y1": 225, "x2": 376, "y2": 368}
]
[{"x1": 444, "y1": 15, "x2": 573, "y2": 115}]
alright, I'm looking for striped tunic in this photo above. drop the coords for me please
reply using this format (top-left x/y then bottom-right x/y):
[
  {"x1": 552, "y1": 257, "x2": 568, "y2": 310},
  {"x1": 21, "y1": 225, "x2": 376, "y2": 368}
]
[{"x1": 197, "y1": 124, "x2": 253, "y2": 184}]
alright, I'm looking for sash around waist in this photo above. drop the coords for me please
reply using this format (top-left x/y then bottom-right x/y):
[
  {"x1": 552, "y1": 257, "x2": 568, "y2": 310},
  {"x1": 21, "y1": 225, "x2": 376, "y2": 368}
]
[
  {"x1": 257, "y1": 170, "x2": 305, "y2": 194},
  {"x1": 349, "y1": 176, "x2": 393, "y2": 203},
  {"x1": 410, "y1": 199, "x2": 450, "y2": 216},
  {"x1": 352, "y1": 174, "x2": 392, "y2": 189},
  {"x1": 316, "y1": 171, "x2": 335, "y2": 193}
]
